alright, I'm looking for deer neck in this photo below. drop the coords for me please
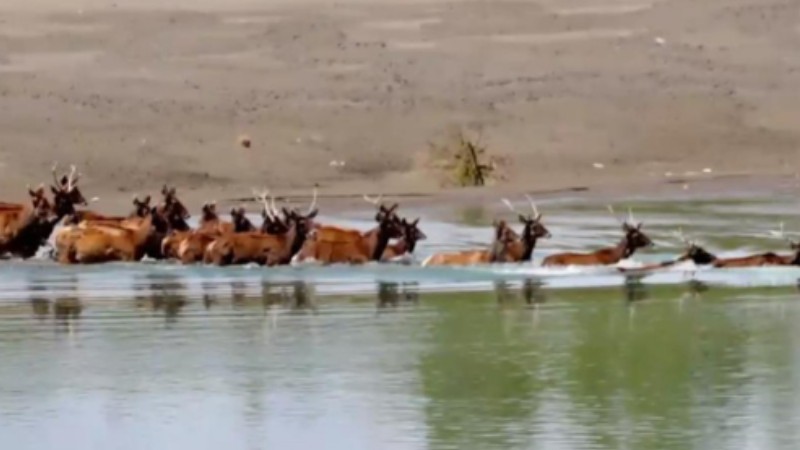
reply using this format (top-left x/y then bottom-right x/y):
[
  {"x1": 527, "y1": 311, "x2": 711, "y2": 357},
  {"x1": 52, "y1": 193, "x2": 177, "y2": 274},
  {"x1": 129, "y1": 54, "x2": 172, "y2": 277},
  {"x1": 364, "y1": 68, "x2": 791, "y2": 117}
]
[
  {"x1": 289, "y1": 225, "x2": 309, "y2": 258},
  {"x1": 200, "y1": 213, "x2": 218, "y2": 227},
  {"x1": 132, "y1": 215, "x2": 154, "y2": 246},
  {"x1": 520, "y1": 235, "x2": 538, "y2": 262},
  {"x1": 488, "y1": 239, "x2": 509, "y2": 263},
  {"x1": 611, "y1": 237, "x2": 634, "y2": 262},
  {"x1": 790, "y1": 249, "x2": 800, "y2": 265},
  {"x1": 366, "y1": 226, "x2": 393, "y2": 261},
  {"x1": 273, "y1": 224, "x2": 298, "y2": 264}
]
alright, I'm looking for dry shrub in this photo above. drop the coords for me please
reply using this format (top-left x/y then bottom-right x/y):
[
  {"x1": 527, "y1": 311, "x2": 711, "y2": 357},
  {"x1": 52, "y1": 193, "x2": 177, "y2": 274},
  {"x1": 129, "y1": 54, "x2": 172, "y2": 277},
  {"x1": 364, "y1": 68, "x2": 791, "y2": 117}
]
[{"x1": 422, "y1": 126, "x2": 507, "y2": 187}]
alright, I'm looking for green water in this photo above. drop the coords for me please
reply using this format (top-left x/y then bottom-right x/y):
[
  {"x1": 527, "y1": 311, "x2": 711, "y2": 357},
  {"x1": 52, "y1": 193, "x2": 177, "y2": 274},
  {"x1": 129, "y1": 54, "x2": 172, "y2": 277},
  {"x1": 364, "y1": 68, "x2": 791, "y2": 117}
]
[{"x1": 2, "y1": 281, "x2": 800, "y2": 449}]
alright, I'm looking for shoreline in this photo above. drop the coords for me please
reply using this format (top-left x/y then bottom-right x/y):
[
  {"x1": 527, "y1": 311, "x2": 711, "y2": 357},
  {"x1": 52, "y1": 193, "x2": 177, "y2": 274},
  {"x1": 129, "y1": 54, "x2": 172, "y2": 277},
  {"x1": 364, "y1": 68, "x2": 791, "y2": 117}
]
[{"x1": 40, "y1": 172, "x2": 799, "y2": 218}]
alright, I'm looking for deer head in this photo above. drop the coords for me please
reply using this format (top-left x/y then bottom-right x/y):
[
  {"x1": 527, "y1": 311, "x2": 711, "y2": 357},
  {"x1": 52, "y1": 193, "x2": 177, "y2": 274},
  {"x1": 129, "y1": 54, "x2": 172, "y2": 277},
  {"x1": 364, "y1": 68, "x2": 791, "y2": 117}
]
[
  {"x1": 230, "y1": 206, "x2": 255, "y2": 233},
  {"x1": 398, "y1": 217, "x2": 426, "y2": 253},
  {"x1": 50, "y1": 163, "x2": 88, "y2": 217},
  {"x1": 201, "y1": 202, "x2": 218, "y2": 221},
  {"x1": 608, "y1": 205, "x2": 653, "y2": 253},
  {"x1": 673, "y1": 228, "x2": 716, "y2": 264},
  {"x1": 156, "y1": 186, "x2": 190, "y2": 231},
  {"x1": 132, "y1": 195, "x2": 152, "y2": 218},
  {"x1": 27, "y1": 183, "x2": 54, "y2": 221},
  {"x1": 363, "y1": 194, "x2": 402, "y2": 237},
  {"x1": 502, "y1": 194, "x2": 551, "y2": 242}
]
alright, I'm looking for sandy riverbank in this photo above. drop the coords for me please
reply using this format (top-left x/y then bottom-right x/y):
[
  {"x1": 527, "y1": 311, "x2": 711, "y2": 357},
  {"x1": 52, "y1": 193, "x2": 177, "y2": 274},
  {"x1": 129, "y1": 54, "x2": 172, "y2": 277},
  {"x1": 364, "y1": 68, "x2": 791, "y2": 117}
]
[{"x1": 1, "y1": 0, "x2": 798, "y2": 214}]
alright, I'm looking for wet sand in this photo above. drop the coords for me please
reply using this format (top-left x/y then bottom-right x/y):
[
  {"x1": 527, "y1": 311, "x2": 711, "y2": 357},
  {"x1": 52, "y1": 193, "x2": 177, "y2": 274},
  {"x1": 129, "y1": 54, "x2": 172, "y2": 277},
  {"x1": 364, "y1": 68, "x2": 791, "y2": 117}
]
[{"x1": 1, "y1": 0, "x2": 798, "y2": 213}]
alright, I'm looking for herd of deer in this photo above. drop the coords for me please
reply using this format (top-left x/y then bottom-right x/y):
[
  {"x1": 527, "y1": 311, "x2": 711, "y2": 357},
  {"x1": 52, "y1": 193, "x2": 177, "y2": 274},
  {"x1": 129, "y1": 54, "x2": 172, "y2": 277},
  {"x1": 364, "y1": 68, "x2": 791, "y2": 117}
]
[{"x1": 1, "y1": 164, "x2": 799, "y2": 270}]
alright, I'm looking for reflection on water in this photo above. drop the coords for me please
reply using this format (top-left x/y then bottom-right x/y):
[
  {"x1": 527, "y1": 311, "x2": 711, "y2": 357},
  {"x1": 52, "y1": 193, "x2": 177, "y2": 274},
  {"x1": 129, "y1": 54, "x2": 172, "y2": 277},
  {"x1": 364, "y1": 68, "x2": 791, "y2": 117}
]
[{"x1": 2, "y1": 280, "x2": 799, "y2": 449}]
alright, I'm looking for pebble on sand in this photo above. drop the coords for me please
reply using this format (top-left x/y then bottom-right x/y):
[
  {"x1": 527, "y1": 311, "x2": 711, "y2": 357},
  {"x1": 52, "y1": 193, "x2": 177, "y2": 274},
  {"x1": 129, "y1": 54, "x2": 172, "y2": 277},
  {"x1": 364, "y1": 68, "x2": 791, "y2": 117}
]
[{"x1": 238, "y1": 135, "x2": 252, "y2": 148}]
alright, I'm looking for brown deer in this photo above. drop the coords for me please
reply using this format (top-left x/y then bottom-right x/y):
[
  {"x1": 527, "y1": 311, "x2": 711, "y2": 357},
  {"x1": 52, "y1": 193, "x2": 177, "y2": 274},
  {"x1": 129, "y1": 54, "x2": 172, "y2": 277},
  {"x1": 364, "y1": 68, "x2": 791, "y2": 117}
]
[
  {"x1": 64, "y1": 213, "x2": 154, "y2": 263},
  {"x1": 645, "y1": 226, "x2": 800, "y2": 269},
  {"x1": 3, "y1": 164, "x2": 90, "y2": 259},
  {"x1": 0, "y1": 185, "x2": 55, "y2": 258},
  {"x1": 54, "y1": 196, "x2": 152, "y2": 261},
  {"x1": 203, "y1": 189, "x2": 318, "y2": 266},
  {"x1": 291, "y1": 194, "x2": 402, "y2": 265},
  {"x1": 422, "y1": 196, "x2": 550, "y2": 266},
  {"x1": 196, "y1": 201, "x2": 254, "y2": 234},
  {"x1": 65, "y1": 195, "x2": 150, "y2": 226},
  {"x1": 542, "y1": 206, "x2": 652, "y2": 267}
]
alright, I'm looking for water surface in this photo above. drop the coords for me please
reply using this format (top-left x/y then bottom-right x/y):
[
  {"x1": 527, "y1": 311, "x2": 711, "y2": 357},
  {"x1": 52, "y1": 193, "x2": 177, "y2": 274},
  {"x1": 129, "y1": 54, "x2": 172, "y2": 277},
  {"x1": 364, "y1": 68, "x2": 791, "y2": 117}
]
[{"x1": 2, "y1": 195, "x2": 800, "y2": 449}]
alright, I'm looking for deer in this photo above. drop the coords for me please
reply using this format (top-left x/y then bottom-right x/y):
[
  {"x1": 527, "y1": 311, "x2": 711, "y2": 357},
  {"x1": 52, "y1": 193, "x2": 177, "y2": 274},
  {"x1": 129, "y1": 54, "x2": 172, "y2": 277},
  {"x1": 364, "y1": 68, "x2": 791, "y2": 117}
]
[
  {"x1": 422, "y1": 219, "x2": 517, "y2": 266},
  {"x1": 196, "y1": 202, "x2": 254, "y2": 234},
  {"x1": 645, "y1": 225, "x2": 800, "y2": 269},
  {"x1": 421, "y1": 196, "x2": 550, "y2": 266},
  {"x1": 202, "y1": 190, "x2": 314, "y2": 266},
  {"x1": 163, "y1": 189, "x2": 277, "y2": 264},
  {"x1": 65, "y1": 195, "x2": 150, "y2": 226},
  {"x1": 2, "y1": 164, "x2": 90, "y2": 259},
  {"x1": 291, "y1": 194, "x2": 402, "y2": 265},
  {"x1": 541, "y1": 206, "x2": 652, "y2": 267},
  {"x1": 0, "y1": 185, "x2": 56, "y2": 258},
  {"x1": 381, "y1": 218, "x2": 426, "y2": 262},
  {"x1": 62, "y1": 211, "x2": 154, "y2": 263},
  {"x1": 495, "y1": 196, "x2": 551, "y2": 262},
  {"x1": 56, "y1": 190, "x2": 188, "y2": 263}
]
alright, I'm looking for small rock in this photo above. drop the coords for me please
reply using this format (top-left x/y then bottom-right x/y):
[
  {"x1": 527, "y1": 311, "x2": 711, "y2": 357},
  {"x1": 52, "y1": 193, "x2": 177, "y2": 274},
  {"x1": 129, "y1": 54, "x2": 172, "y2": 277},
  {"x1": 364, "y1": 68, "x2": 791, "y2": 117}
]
[
  {"x1": 702, "y1": 168, "x2": 712, "y2": 173},
  {"x1": 654, "y1": 37, "x2": 666, "y2": 46},
  {"x1": 592, "y1": 162, "x2": 605, "y2": 169},
  {"x1": 238, "y1": 134, "x2": 251, "y2": 148}
]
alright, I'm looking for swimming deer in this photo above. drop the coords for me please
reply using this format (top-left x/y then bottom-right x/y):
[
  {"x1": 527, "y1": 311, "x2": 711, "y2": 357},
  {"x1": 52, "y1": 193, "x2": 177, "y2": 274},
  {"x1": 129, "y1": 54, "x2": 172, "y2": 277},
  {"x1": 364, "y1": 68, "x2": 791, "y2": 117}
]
[
  {"x1": 421, "y1": 196, "x2": 550, "y2": 266},
  {"x1": 4, "y1": 164, "x2": 91, "y2": 259},
  {"x1": 0, "y1": 185, "x2": 56, "y2": 258},
  {"x1": 291, "y1": 194, "x2": 402, "y2": 265},
  {"x1": 542, "y1": 206, "x2": 652, "y2": 267},
  {"x1": 421, "y1": 219, "x2": 519, "y2": 266},
  {"x1": 666, "y1": 226, "x2": 799, "y2": 268},
  {"x1": 203, "y1": 190, "x2": 316, "y2": 266},
  {"x1": 197, "y1": 202, "x2": 254, "y2": 234},
  {"x1": 63, "y1": 212, "x2": 154, "y2": 263}
]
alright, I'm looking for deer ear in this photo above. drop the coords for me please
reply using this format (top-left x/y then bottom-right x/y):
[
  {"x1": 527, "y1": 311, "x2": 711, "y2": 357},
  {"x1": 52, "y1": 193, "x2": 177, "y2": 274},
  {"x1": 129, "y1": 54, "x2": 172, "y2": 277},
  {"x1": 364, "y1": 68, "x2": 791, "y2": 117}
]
[
  {"x1": 307, "y1": 209, "x2": 319, "y2": 219},
  {"x1": 637, "y1": 222, "x2": 643, "y2": 230},
  {"x1": 518, "y1": 214, "x2": 527, "y2": 223},
  {"x1": 50, "y1": 185, "x2": 60, "y2": 195},
  {"x1": 413, "y1": 218, "x2": 419, "y2": 226},
  {"x1": 536, "y1": 213, "x2": 542, "y2": 221},
  {"x1": 161, "y1": 185, "x2": 169, "y2": 195},
  {"x1": 144, "y1": 195, "x2": 151, "y2": 204}
]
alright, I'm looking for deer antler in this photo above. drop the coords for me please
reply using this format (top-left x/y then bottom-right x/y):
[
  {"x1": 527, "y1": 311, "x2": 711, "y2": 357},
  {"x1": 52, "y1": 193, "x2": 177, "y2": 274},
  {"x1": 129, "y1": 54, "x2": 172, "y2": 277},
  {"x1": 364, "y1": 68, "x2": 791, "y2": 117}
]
[
  {"x1": 628, "y1": 207, "x2": 637, "y2": 226},
  {"x1": 253, "y1": 188, "x2": 275, "y2": 220},
  {"x1": 65, "y1": 165, "x2": 78, "y2": 192},
  {"x1": 51, "y1": 162, "x2": 61, "y2": 187},
  {"x1": 672, "y1": 227, "x2": 692, "y2": 245},
  {"x1": 307, "y1": 186, "x2": 318, "y2": 214},
  {"x1": 524, "y1": 194, "x2": 540, "y2": 218},
  {"x1": 768, "y1": 222, "x2": 794, "y2": 244},
  {"x1": 363, "y1": 194, "x2": 383, "y2": 206},
  {"x1": 501, "y1": 198, "x2": 522, "y2": 215},
  {"x1": 607, "y1": 205, "x2": 625, "y2": 225}
]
